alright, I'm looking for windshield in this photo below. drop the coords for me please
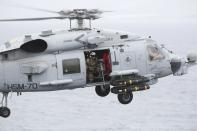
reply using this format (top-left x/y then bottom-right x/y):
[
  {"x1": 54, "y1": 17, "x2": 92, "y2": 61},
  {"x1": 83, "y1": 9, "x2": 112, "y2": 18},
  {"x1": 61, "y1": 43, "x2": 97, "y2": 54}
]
[{"x1": 147, "y1": 44, "x2": 165, "y2": 61}]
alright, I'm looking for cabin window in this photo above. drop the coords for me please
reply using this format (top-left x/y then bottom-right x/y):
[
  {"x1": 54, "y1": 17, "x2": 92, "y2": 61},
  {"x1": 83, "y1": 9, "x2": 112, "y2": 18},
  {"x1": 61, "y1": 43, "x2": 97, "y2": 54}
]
[
  {"x1": 62, "y1": 58, "x2": 80, "y2": 75},
  {"x1": 120, "y1": 35, "x2": 128, "y2": 39},
  {"x1": 147, "y1": 44, "x2": 165, "y2": 61}
]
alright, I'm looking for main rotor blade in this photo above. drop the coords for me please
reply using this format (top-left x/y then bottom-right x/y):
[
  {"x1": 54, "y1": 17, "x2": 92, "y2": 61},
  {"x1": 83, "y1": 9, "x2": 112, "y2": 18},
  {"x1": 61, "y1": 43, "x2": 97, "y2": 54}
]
[
  {"x1": 0, "y1": 16, "x2": 68, "y2": 22},
  {"x1": 102, "y1": 10, "x2": 114, "y2": 13},
  {"x1": 1, "y1": 2, "x2": 59, "y2": 14},
  {"x1": 19, "y1": 6, "x2": 59, "y2": 14}
]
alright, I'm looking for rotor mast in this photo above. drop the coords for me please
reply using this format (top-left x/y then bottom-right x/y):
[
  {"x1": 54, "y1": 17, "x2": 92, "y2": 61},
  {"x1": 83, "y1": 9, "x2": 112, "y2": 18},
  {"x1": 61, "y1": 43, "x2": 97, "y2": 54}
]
[
  {"x1": 66, "y1": 9, "x2": 100, "y2": 30},
  {"x1": 69, "y1": 18, "x2": 93, "y2": 30}
]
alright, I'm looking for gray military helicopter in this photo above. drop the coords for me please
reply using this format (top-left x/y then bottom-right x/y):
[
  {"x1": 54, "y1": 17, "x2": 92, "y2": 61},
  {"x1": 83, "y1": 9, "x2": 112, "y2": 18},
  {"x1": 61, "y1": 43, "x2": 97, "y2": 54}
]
[{"x1": 0, "y1": 8, "x2": 196, "y2": 118}]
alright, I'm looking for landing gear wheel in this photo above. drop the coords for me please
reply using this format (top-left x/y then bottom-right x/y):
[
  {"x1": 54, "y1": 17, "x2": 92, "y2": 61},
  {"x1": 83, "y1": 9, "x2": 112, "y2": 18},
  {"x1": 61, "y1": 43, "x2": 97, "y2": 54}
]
[
  {"x1": 95, "y1": 85, "x2": 110, "y2": 97},
  {"x1": 0, "y1": 107, "x2": 11, "y2": 118},
  {"x1": 118, "y1": 92, "x2": 133, "y2": 104}
]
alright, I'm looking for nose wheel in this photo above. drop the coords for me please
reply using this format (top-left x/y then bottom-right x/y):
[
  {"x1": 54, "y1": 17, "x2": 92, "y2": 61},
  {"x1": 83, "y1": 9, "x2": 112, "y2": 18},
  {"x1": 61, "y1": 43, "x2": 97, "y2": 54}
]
[
  {"x1": 0, "y1": 92, "x2": 11, "y2": 118},
  {"x1": 0, "y1": 107, "x2": 10, "y2": 118},
  {"x1": 117, "y1": 92, "x2": 133, "y2": 104}
]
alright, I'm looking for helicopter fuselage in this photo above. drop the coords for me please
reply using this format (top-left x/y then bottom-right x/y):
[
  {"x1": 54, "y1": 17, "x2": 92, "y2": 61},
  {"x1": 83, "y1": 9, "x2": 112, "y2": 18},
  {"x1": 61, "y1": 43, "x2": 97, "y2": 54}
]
[{"x1": 0, "y1": 29, "x2": 176, "y2": 93}]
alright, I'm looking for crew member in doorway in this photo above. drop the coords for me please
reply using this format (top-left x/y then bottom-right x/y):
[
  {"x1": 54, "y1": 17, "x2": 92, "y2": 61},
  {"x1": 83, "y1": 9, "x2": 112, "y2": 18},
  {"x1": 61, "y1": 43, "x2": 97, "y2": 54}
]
[{"x1": 86, "y1": 52, "x2": 99, "y2": 82}]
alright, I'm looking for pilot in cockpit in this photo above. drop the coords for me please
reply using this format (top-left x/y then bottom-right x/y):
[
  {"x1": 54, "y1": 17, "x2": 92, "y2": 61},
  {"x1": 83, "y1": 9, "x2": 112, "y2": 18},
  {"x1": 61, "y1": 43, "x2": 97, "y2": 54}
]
[{"x1": 147, "y1": 44, "x2": 165, "y2": 61}]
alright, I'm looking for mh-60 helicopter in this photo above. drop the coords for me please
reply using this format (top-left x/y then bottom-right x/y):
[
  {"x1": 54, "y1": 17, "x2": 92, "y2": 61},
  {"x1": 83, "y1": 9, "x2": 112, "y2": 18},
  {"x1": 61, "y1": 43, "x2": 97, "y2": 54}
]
[{"x1": 0, "y1": 8, "x2": 196, "y2": 118}]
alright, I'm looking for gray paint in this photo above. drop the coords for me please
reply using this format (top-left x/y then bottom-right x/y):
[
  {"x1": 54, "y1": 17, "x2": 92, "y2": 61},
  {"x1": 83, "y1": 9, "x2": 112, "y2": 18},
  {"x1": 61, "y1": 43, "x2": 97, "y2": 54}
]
[{"x1": 0, "y1": 28, "x2": 189, "y2": 92}]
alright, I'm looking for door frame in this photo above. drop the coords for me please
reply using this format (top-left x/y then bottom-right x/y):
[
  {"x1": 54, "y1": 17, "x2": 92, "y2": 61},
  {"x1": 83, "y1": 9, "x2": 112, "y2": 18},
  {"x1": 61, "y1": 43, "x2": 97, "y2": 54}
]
[{"x1": 56, "y1": 51, "x2": 86, "y2": 86}]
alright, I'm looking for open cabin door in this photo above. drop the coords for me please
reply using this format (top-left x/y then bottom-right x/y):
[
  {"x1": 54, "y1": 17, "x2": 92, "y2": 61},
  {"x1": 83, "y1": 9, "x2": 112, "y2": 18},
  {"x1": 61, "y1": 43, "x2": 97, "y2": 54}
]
[
  {"x1": 56, "y1": 51, "x2": 86, "y2": 88},
  {"x1": 84, "y1": 49, "x2": 112, "y2": 84}
]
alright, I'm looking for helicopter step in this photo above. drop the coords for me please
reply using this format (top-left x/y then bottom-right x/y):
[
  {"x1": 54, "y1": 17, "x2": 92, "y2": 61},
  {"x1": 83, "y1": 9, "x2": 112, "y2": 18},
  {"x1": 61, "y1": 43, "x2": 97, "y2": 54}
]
[{"x1": 0, "y1": 92, "x2": 11, "y2": 118}]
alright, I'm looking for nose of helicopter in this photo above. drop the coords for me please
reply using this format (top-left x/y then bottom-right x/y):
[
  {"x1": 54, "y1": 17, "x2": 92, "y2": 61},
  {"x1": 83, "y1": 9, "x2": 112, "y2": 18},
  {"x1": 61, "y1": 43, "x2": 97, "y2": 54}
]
[
  {"x1": 160, "y1": 45, "x2": 197, "y2": 76},
  {"x1": 168, "y1": 53, "x2": 192, "y2": 76}
]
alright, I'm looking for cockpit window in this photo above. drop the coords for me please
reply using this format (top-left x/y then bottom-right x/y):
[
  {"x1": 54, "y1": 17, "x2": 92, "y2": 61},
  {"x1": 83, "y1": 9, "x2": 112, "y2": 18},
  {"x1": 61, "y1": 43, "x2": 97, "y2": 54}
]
[{"x1": 147, "y1": 44, "x2": 165, "y2": 61}]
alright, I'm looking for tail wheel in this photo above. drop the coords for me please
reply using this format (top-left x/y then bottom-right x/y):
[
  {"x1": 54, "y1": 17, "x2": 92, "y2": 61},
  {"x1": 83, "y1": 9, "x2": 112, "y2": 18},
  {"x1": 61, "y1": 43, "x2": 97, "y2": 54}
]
[
  {"x1": 0, "y1": 107, "x2": 11, "y2": 118},
  {"x1": 118, "y1": 92, "x2": 133, "y2": 104},
  {"x1": 95, "y1": 85, "x2": 110, "y2": 97}
]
